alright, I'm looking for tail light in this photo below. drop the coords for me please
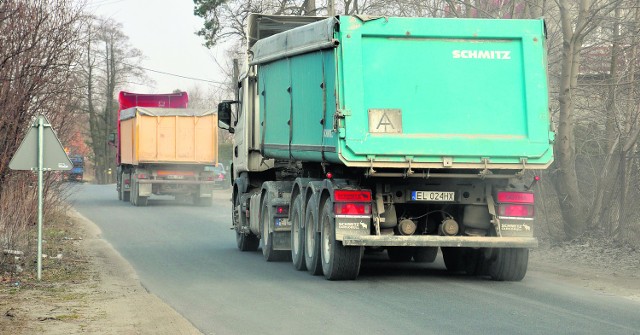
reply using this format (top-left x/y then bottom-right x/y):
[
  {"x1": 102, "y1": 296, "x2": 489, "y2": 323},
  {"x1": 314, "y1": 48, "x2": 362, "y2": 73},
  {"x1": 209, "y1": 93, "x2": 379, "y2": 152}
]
[
  {"x1": 137, "y1": 173, "x2": 148, "y2": 179},
  {"x1": 497, "y1": 191, "x2": 534, "y2": 218},
  {"x1": 334, "y1": 190, "x2": 372, "y2": 202},
  {"x1": 334, "y1": 203, "x2": 371, "y2": 215},
  {"x1": 333, "y1": 189, "x2": 372, "y2": 215},
  {"x1": 276, "y1": 206, "x2": 288, "y2": 215}
]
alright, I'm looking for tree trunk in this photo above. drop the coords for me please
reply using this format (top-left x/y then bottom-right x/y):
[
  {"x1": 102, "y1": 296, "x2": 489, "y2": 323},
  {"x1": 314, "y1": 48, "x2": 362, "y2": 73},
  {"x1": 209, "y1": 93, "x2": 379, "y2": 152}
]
[{"x1": 554, "y1": 0, "x2": 589, "y2": 240}]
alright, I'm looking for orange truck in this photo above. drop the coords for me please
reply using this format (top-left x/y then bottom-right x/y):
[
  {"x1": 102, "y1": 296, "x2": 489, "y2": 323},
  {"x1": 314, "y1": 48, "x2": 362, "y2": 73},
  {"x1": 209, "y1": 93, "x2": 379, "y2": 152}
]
[{"x1": 114, "y1": 91, "x2": 219, "y2": 206}]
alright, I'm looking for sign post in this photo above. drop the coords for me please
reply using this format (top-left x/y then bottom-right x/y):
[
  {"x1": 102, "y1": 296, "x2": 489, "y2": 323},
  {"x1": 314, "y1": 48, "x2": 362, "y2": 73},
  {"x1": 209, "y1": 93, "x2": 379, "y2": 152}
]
[{"x1": 9, "y1": 115, "x2": 72, "y2": 280}]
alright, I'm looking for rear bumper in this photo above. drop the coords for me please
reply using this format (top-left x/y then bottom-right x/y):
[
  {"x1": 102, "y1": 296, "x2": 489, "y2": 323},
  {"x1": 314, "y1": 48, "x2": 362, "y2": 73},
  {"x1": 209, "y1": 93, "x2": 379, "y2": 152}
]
[{"x1": 341, "y1": 235, "x2": 538, "y2": 248}]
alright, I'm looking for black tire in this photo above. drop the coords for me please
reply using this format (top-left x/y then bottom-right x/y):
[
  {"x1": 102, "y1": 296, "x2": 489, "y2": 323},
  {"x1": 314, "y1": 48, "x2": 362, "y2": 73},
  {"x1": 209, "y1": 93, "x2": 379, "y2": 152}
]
[
  {"x1": 120, "y1": 172, "x2": 130, "y2": 202},
  {"x1": 261, "y1": 202, "x2": 289, "y2": 262},
  {"x1": 304, "y1": 195, "x2": 323, "y2": 275},
  {"x1": 442, "y1": 247, "x2": 465, "y2": 273},
  {"x1": 387, "y1": 247, "x2": 414, "y2": 262},
  {"x1": 464, "y1": 248, "x2": 489, "y2": 276},
  {"x1": 130, "y1": 179, "x2": 137, "y2": 206},
  {"x1": 235, "y1": 193, "x2": 259, "y2": 251},
  {"x1": 413, "y1": 247, "x2": 438, "y2": 263},
  {"x1": 138, "y1": 196, "x2": 148, "y2": 207},
  {"x1": 320, "y1": 200, "x2": 362, "y2": 280},
  {"x1": 290, "y1": 195, "x2": 306, "y2": 271},
  {"x1": 488, "y1": 248, "x2": 529, "y2": 281}
]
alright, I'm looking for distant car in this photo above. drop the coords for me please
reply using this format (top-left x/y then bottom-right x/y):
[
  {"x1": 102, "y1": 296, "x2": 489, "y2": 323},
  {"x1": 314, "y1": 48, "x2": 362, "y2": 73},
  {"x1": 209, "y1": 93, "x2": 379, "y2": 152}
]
[{"x1": 212, "y1": 163, "x2": 229, "y2": 189}]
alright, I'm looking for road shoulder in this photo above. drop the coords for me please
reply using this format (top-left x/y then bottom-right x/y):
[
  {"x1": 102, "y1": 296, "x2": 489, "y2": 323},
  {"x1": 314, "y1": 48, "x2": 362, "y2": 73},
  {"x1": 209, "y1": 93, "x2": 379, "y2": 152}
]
[{"x1": 2, "y1": 210, "x2": 204, "y2": 335}]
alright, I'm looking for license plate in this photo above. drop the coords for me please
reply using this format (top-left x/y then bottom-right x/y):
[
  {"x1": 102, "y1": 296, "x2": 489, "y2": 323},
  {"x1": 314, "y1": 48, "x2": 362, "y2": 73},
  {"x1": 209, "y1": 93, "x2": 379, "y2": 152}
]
[
  {"x1": 274, "y1": 218, "x2": 290, "y2": 228},
  {"x1": 411, "y1": 191, "x2": 455, "y2": 202}
]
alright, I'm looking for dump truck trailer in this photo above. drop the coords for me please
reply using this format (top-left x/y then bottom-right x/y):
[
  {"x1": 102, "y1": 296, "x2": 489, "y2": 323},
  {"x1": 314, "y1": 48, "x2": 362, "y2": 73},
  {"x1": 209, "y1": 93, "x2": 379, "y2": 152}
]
[
  {"x1": 116, "y1": 91, "x2": 219, "y2": 206},
  {"x1": 218, "y1": 15, "x2": 553, "y2": 281}
]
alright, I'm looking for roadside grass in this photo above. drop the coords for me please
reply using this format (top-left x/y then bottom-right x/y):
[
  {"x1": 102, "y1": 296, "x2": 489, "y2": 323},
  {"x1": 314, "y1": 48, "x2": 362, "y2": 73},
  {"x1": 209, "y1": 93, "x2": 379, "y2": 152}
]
[{"x1": 1, "y1": 208, "x2": 90, "y2": 335}]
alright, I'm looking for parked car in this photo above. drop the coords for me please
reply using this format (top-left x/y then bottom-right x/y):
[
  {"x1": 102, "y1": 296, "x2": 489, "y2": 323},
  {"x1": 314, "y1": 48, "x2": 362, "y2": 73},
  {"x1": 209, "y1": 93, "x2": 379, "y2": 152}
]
[{"x1": 213, "y1": 163, "x2": 229, "y2": 189}]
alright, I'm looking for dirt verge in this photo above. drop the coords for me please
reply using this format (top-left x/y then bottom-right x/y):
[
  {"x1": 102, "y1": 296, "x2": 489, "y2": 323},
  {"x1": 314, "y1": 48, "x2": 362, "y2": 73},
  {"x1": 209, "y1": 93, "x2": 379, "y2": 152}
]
[{"x1": 1, "y1": 210, "x2": 203, "y2": 335}]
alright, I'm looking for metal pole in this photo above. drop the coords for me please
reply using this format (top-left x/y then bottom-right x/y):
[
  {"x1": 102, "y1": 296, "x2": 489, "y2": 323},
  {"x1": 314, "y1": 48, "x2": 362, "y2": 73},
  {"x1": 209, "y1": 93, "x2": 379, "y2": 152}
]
[
  {"x1": 37, "y1": 115, "x2": 44, "y2": 281},
  {"x1": 328, "y1": 0, "x2": 335, "y2": 16}
]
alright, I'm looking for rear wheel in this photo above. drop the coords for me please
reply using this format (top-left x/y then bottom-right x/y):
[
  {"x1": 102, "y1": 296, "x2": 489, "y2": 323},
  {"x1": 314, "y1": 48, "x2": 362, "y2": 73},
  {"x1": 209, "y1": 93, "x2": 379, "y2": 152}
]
[
  {"x1": 261, "y1": 202, "x2": 288, "y2": 262},
  {"x1": 130, "y1": 178, "x2": 137, "y2": 206},
  {"x1": 120, "y1": 172, "x2": 130, "y2": 202},
  {"x1": 304, "y1": 195, "x2": 322, "y2": 275},
  {"x1": 413, "y1": 247, "x2": 438, "y2": 263},
  {"x1": 488, "y1": 248, "x2": 529, "y2": 281},
  {"x1": 442, "y1": 247, "x2": 465, "y2": 273},
  {"x1": 290, "y1": 195, "x2": 306, "y2": 271},
  {"x1": 320, "y1": 199, "x2": 362, "y2": 280},
  {"x1": 387, "y1": 247, "x2": 414, "y2": 262},
  {"x1": 235, "y1": 193, "x2": 259, "y2": 251}
]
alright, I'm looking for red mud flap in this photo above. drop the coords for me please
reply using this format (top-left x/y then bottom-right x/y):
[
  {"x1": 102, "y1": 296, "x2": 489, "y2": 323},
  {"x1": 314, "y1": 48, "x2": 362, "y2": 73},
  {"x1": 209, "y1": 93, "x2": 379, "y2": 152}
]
[{"x1": 340, "y1": 235, "x2": 538, "y2": 248}]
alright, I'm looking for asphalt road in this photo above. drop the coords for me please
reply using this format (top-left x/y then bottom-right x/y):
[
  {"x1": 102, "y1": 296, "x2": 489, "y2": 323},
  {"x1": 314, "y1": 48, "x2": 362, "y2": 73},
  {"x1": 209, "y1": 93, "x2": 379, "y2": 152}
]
[{"x1": 69, "y1": 184, "x2": 640, "y2": 335}]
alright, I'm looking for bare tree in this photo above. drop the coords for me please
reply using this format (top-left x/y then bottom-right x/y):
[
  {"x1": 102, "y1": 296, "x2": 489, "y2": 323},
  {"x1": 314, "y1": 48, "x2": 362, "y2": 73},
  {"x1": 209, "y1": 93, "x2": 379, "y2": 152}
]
[
  {"x1": 78, "y1": 18, "x2": 146, "y2": 184},
  {"x1": 0, "y1": 0, "x2": 85, "y2": 270}
]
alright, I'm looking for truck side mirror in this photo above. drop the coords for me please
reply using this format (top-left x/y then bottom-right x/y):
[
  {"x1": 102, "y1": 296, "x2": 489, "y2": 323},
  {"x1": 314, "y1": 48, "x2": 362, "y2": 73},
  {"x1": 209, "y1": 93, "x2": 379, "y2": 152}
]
[
  {"x1": 218, "y1": 101, "x2": 236, "y2": 133},
  {"x1": 108, "y1": 132, "x2": 116, "y2": 146}
]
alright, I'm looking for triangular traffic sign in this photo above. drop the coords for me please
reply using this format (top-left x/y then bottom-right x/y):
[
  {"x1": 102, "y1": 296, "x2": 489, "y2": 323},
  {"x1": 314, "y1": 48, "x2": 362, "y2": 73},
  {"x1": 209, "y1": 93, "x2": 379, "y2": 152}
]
[{"x1": 9, "y1": 115, "x2": 73, "y2": 171}]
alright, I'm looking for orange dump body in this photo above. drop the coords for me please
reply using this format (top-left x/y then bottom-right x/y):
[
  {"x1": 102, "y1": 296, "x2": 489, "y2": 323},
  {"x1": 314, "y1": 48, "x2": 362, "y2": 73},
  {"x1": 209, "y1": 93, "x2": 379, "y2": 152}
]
[{"x1": 119, "y1": 107, "x2": 218, "y2": 166}]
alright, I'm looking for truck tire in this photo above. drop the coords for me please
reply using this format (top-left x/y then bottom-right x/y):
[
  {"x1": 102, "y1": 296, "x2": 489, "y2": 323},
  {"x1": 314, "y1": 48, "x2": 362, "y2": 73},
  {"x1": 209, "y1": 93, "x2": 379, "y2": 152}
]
[
  {"x1": 320, "y1": 200, "x2": 362, "y2": 280},
  {"x1": 442, "y1": 247, "x2": 465, "y2": 273},
  {"x1": 413, "y1": 247, "x2": 438, "y2": 263},
  {"x1": 488, "y1": 248, "x2": 529, "y2": 281},
  {"x1": 120, "y1": 171, "x2": 130, "y2": 202},
  {"x1": 130, "y1": 179, "x2": 137, "y2": 206},
  {"x1": 235, "y1": 194, "x2": 259, "y2": 252},
  {"x1": 131, "y1": 179, "x2": 148, "y2": 207},
  {"x1": 290, "y1": 195, "x2": 306, "y2": 271},
  {"x1": 464, "y1": 248, "x2": 489, "y2": 276},
  {"x1": 261, "y1": 203, "x2": 289, "y2": 262},
  {"x1": 387, "y1": 247, "x2": 414, "y2": 262},
  {"x1": 138, "y1": 196, "x2": 148, "y2": 207},
  {"x1": 304, "y1": 195, "x2": 322, "y2": 275}
]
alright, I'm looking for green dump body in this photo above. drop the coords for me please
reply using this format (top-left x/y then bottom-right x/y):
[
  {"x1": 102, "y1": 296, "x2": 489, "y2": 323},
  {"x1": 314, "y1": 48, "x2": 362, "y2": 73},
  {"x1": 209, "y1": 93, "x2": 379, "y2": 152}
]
[{"x1": 254, "y1": 16, "x2": 553, "y2": 170}]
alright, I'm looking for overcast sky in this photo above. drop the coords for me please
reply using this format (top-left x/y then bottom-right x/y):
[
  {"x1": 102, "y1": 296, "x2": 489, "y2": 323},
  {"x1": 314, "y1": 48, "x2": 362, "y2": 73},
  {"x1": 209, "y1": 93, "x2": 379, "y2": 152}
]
[{"x1": 85, "y1": 0, "x2": 227, "y2": 95}]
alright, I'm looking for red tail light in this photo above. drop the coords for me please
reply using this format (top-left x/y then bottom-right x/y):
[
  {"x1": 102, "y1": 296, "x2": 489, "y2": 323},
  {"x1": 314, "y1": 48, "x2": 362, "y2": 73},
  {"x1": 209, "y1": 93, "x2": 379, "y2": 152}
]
[
  {"x1": 137, "y1": 173, "x2": 148, "y2": 179},
  {"x1": 497, "y1": 191, "x2": 534, "y2": 218},
  {"x1": 334, "y1": 190, "x2": 372, "y2": 202},
  {"x1": 334, "y1": 203, "x2": 371, "y2": 215},
  {"x1": 276, "y1": 206, "x2": 288, "y2": 215},
  {"x1": 498, "y1": 204, "x2": 534, "y2": 217},
  {"x1": 497, "y1": 191, "x2": 534, "y2": 204}
]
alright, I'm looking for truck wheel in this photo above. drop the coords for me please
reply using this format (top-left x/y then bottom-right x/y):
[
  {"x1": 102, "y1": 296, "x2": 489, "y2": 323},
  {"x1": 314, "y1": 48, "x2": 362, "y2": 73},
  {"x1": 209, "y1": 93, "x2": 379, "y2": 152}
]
[
  {"x1": 488, "y1": 248, "x2": 529, "y2": 281},
  {"x1": 235, "y1": 194, "x2": 259, "y2": 251},
  {"x1": 304, "y1": 195, "x2": 322, "y2": 275},
  {"x1": 261, "y1": 203, "x2": 289, "y2": 262},
  {"x1": 320, "y1": 200, "x2": 362, "y2": 280},
  {"x1": 290, "y1": 195, "x2": 306, "y2": 271},
  {"x1": 130, "y1": 179, "x2": 137, "y2": 206},
  {"x1": 387, "y1": 247, "x2": 414, "y2": 262},
  {"x1": 120, "y1": 172, "x2": 130, "y2": 202},
  {"x1": 442, "y1": 247, "x2": 465, "y2": 273},
  {"x1": 413, "y1": 247, "x2": 438, "y2": 263},
  {"x1": 464, "y1": 248, "x2": 489, "y2": 276},
  {"x1": 138, "y1": 196, "x2": 148, "y2": 207}
]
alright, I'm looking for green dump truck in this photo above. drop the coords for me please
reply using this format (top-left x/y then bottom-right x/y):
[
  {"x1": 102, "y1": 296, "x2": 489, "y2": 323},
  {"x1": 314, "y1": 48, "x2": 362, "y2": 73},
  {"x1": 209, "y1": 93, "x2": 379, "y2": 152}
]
[{"x1": 218, "y1": 14, "x2": 553, "y2": 281}]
